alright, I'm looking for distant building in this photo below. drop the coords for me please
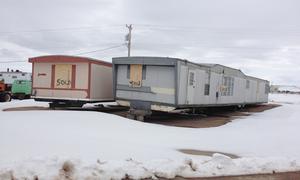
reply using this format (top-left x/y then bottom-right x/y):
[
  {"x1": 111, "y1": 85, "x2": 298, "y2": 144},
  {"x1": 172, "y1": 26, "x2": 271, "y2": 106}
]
[
  {"x1": 0, "y1": 69, "x2": 32, "y2": 85},
  {"x1": 270, "y1": 85, "x2": 300, "y2": 94}
]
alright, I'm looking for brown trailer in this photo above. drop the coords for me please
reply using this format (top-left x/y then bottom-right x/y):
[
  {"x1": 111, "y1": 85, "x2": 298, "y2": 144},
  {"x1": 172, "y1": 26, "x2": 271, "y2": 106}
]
[{"x1": 29, "y1": 55, "x2": 113, "y2": 107}]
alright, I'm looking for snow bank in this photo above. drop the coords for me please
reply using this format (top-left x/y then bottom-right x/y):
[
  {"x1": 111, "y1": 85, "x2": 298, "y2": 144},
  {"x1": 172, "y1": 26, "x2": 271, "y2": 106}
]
[
  {"x1": 269, "y1": 93, "x2": 300, "y2": 104},
  {"x1": 0, "y1": 94, "x2": 300, "y2": 178},
  {"x1": 1, "y1": 155, "x2": 299, "y2": 180},
  {"x1": 0, "y1": 99, "x2": 48, "y2": 111}
]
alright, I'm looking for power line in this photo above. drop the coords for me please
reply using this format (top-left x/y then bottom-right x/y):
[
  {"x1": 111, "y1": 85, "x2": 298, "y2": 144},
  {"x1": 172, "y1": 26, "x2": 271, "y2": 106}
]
[
  {"x1": 0, "y1": 25, "x2": 123, "y2": 35},
  {"x1": 134, "y1": 24, "x2": 300, "y2": 34},
  {"x1": 0, "y1": 60, "x2": 27, "y2": 63},
  {"x1": 73, "y1": 44, "x2": 126, "y2": 55},
  {"x1": 133, "y1": 42, "x2": 300, "y2": 51},
  {"x1": 0, "y1": 44, "x2": 126, "y2": 63},
  {"x1": 0, "y1": 44, "x2": 127, "y2": 63}
]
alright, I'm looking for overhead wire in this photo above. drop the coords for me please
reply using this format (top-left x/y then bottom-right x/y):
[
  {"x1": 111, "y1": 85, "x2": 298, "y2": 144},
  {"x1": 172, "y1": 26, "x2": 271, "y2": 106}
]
[
  {"x1": 0, "y1": 60, "x2": 27, "y2": 63},
  {"x1": 73, "y1": 44, "x2": 126, "y2": 55},
  {"x1": 134, "y1": 24, "x2": 300, "y2": 33},
  {"x1": 0, "y1": 25, "x2": 123, "y2": 35},
  {"x1": 1, "y1": 23, "x2": 299, "y2": 64},
  {"x1": 0, "y1": 44, "x2": 126, "y2": 63}
]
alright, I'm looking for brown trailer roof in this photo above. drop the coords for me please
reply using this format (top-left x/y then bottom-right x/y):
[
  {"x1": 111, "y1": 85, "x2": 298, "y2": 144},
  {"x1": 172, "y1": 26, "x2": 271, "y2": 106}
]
[{"x1": 28, "y1": 55, "x2": 112, "y2": 67}]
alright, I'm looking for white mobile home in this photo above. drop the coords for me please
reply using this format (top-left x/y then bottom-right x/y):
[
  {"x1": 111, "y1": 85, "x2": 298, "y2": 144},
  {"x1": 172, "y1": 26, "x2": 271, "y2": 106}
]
[
  {"x1": 29, "y1": 55, "x2": 113, "y2": 107},
  {"x1": 0, "y1": 71, "x2": 31, "y2": 85},
  {"x1": 113, "y1": 57, "x2": 269, "y2": 119}
]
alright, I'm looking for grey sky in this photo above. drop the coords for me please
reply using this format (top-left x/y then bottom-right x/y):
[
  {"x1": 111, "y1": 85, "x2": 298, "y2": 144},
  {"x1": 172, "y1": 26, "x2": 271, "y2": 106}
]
[{"x1": 0, "y1": 0, "x2": 299, "y2": 85}]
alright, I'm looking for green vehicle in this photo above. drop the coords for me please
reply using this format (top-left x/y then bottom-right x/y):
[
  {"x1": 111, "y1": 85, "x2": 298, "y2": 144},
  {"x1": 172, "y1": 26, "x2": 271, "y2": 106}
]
[{"x1": 12, "y1": 80, "x2": 32, "y2": 99}]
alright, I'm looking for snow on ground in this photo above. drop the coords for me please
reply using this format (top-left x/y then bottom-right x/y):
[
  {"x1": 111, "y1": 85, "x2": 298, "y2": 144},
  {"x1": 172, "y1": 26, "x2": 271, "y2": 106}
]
[
  {"x1": 0, "y1": 94, "x2": 300, "y2": 179},
  {"x1": 0, "y1": 99, "x2": 48, "y2": 110}
]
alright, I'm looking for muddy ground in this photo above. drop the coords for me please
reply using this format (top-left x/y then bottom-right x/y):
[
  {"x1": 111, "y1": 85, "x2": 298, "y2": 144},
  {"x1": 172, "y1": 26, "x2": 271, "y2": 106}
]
[
  {"x1": 112, "y1": 103, "x2": 280, "y2": 128},
  {"x1": 179, "y1": 171, "x2": 300, "y2": 180},
  {"x1": 3, "y1": 103, "x2": 280, "y2": 128}
]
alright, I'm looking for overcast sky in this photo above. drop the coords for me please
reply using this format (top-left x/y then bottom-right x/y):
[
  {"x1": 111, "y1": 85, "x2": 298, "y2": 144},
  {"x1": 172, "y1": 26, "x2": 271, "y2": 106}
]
[{"x1": 1, "y1": 0, "x2": 299, "y2": 85}]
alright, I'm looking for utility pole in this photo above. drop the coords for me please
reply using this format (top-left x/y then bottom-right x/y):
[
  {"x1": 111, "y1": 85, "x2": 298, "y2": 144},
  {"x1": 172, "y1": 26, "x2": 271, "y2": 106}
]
[{"x1": 125, "y1": 24, "x2": 132, "y2": 57}]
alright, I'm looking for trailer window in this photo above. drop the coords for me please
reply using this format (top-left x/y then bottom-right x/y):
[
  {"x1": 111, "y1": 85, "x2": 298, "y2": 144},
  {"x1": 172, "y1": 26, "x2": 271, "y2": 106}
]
[
  {"x1": 12, "y1": 76, "x2": 17, "y2": 79},
  {"x1": 204, "y1": 71, "x2": 210, "y2": 96},
  {"x1": 189, "y1": 72, "x2": 195, "y2": 86},
  {"x1": 0, "y1": 74, "x2": 2, "y2": 77},
  {"x1": 246, "y1": 80, "x2": 250, "y2": 89},
  {"x1": 221, "y1": 76, "x2": 234, "y2": 96},
  {"x1": 204, "y1": 84, "x2": 210, "y2": 95}
]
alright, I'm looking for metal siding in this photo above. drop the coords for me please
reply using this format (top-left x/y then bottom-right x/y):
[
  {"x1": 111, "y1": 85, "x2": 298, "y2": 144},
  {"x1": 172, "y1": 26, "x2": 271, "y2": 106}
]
[
  {"x1": 75, "y1": 63, "x2": 89, "y2": 90},
  {"x1": 175, "y1": 60, "x2": 179, "y2": 105},
  {"x1": 33, "y1": 63, "x2": 52, "y2": 88},
  {"x1": 143, "y1": 66, "x2": 174, "y2": 88},
  {"x1": 113, "y1": 56, "x2": 177, "y2": 66},
  {"x1": 178, "y1": 67, "x2": 268, "y2": 106},
  {"x1": 193, "y1": 69, "x2": 206, "y2": 104},
  {"x1": 116, "y1": 91, "x2": 175, "y2": 104},
  {"x1": 116, "y1": 64, "x2": 175, "y2": 104},
  {"x1": 178, "y1": 64, "x2": 188, "y2": 104},
  {"x1": 90, "y1": 63, "x2": 113, "y2": 100}
]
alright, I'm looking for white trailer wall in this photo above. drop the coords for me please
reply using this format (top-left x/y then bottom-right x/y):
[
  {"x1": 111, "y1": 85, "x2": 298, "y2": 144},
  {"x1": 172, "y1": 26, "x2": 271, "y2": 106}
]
[
  {"x1": 90, "y1": 63, "x2": 113, "y2": 100},
  {"x1": 177, "y1": 62, "x2": 268, "y2": 106}
]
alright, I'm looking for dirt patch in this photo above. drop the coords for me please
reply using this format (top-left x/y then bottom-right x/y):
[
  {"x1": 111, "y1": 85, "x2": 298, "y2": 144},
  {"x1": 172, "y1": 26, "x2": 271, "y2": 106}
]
[
  {"x1": 177, "y1": 149, "x2": 239, "y2": 159},
  {"x1": 56, "y1": 161, "x2": 75, "y2": 180},
  {"x1": 2, "y1": 106, "x2": 50, "y2": 111},
  {"x1": 2, "y1": 105, "x2": 127, "y2": 112},
  {"x1": 175, "y1": 171, "x2": 300, "y2": 180},
  {"x1": 112, "y1": 104, "x2": 280, "y2": 128},
  {"x1": 3, "y1": 103, "x2": 280, "y2": 129}
]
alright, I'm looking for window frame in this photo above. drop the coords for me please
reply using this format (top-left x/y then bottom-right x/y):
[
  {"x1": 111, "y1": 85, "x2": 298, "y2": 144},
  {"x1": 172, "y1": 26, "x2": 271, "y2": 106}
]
[{"x1": 221, "y1": 76, "x2": 234, "y2": 96}]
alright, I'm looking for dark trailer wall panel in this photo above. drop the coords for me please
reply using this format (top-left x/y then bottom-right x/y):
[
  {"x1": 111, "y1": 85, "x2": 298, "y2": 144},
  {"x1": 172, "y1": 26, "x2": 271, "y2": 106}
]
[{"x1": 113, "y1": 57, "x2": 178, "y2": 111}]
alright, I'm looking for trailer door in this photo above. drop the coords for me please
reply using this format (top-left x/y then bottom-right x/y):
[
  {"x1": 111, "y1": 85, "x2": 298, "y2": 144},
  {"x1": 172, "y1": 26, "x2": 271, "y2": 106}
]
[{"x1": 187, "y1": 69, "x2": 196, "y2": 104}]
